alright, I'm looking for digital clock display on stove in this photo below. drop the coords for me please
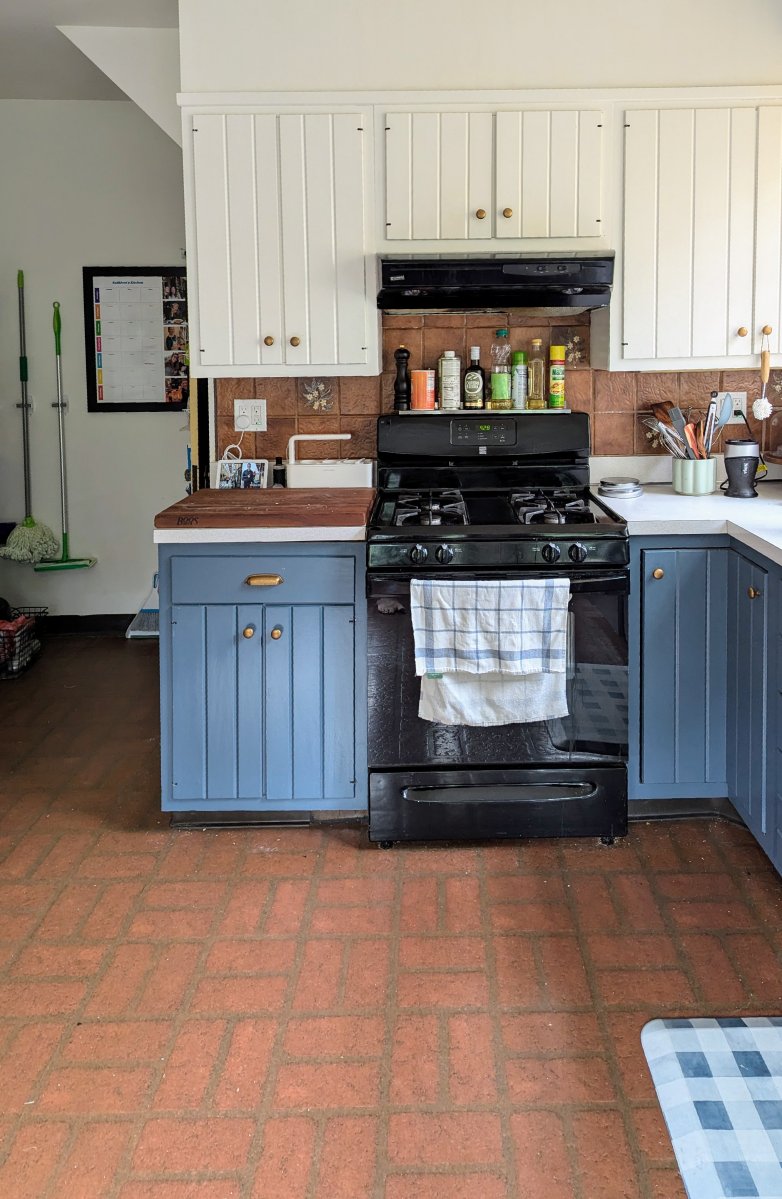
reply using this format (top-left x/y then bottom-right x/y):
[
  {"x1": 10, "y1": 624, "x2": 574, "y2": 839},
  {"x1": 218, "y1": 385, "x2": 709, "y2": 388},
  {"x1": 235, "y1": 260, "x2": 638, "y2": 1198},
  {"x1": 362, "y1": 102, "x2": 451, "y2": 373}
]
[{"x1": 450, "y1": 418, "x2": 517, "y2": 446}]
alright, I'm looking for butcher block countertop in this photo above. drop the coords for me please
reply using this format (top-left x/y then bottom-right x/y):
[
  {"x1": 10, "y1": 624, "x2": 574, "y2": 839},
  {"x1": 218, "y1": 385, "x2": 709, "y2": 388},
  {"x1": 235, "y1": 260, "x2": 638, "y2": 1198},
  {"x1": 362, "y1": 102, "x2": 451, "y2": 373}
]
[{"x1": 153, "y1": 488, "x2": 375, "y2": 544}]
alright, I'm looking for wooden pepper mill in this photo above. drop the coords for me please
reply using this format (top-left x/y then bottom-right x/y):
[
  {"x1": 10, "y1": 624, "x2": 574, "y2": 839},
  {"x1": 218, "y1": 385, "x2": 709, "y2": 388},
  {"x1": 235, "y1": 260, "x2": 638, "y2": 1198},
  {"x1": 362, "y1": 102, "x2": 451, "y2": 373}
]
[{"x1": 393, "y1": 345, "x2": 411, "y2": 411}]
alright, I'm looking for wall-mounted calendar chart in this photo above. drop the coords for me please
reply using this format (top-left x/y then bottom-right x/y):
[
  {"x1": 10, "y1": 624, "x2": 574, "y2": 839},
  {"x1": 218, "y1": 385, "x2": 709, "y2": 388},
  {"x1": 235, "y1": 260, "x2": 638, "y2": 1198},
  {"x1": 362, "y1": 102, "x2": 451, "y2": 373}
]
[{"x1": 82, "y1": 266, "x2": 188, "y2": 412}]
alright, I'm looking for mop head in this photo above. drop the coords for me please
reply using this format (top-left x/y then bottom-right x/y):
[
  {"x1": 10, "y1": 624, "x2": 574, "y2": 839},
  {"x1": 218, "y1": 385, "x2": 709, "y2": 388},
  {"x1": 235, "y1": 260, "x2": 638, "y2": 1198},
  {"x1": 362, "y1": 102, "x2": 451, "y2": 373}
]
[{"x1": 0, "y1": 516, "x2": 59, "y2": 564}]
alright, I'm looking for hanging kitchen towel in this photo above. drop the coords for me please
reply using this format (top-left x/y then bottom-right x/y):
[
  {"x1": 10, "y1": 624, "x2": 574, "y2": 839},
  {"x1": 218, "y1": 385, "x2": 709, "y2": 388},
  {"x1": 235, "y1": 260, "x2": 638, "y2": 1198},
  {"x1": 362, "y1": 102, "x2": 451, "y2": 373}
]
[
  {"x1": 410, "y1": 578, "x2": 571, "y2": 726},
  {"x1": 410, "y1": 578, "x2": 570, "y2": 676},
  {"x1": 419, "y1": 668, "x2": 569, "y2": 726}
]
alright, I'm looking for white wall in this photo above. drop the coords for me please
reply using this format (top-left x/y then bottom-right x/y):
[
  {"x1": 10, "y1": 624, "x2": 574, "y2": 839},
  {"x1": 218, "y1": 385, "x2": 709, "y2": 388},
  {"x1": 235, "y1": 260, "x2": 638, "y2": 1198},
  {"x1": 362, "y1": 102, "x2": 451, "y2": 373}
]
[
  {"x1": 179, "y1": 0, "x2": 782, "y2": 93},
  {"x1": 0, "y1": 100, "x2": 187, "y2": 616}
]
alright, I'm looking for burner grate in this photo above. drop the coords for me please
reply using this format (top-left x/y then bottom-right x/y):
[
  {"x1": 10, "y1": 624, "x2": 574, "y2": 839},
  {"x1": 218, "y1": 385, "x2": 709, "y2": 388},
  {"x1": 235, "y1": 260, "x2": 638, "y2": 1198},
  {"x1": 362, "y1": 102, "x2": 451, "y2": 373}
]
[{"x1": 393, "y1": 490, "x2": 468, "y2": 527}]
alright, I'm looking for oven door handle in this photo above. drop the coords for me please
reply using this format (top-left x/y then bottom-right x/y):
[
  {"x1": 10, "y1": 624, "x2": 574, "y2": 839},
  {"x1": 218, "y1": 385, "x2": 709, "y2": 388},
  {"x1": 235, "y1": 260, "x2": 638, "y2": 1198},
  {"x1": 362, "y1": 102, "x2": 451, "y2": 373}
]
[
  {"x1": 367, "y1": 571, "x2": 629, "y2": 598},
  {"x1": 402, "y1": 782, "x2": 598, "y2": 805}
]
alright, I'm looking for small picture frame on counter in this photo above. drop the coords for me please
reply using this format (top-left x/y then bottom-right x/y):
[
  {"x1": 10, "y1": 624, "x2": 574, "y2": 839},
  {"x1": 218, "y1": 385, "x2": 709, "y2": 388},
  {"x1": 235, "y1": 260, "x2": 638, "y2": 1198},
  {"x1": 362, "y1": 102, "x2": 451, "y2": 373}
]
[{"x1": 212, "y1": 459, "x2": 269, "y2": 490}]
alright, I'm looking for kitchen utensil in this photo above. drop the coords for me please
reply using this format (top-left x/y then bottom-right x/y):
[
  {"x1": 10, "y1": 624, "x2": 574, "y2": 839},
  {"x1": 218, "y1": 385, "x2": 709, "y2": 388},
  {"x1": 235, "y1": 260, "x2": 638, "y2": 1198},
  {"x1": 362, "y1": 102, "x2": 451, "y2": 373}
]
[
  {"x1": 703, "y1": 395, "x2": 718, "y2": 455},
  {"x1": 34, "y1": 302, "x2": 96, "y2": 572},
  {"x1": 0, "y1": 270, "x2": 59, "y2": 565},
  {"x1": 683, "y1": 422, "x2": 701, "y2": 458},
  {"x1": 695, "y1": 420, "x2": 706, "y2": 458},
  {"x1": 753, "y1": 348, "x2": 773, "y2": 420},
  {"x1": 722, "y1": 438, "x2": 759, "y2": 497},
  {"x1": 670, "y1": 407, "x2": 696, "y2": 459},
  {"x1": 651, "y1": 402, "x2": 675, "y2": 427}
]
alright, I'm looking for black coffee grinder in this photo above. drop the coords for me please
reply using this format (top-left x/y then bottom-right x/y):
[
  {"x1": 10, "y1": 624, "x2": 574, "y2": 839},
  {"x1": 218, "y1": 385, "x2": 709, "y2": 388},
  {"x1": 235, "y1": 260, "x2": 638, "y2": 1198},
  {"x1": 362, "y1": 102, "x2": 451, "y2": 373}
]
[{"x1": 723, "y1": 438, "x2": 760, "y2": 497}]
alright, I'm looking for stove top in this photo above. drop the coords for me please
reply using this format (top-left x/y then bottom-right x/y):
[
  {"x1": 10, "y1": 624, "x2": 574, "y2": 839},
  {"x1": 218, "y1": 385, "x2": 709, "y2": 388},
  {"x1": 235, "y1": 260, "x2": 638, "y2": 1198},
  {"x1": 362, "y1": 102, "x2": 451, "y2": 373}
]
[{"x1": 367, "y1": 411, "x2": 629, "y2": 572}]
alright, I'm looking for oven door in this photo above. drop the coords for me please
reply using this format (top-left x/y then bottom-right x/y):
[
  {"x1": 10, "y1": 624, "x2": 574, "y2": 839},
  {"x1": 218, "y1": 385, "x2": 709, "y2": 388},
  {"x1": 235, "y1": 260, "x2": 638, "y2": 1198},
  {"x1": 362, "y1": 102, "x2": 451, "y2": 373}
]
[{"x1": 367, "y1": 569, "x2": 628, "y2": 771}]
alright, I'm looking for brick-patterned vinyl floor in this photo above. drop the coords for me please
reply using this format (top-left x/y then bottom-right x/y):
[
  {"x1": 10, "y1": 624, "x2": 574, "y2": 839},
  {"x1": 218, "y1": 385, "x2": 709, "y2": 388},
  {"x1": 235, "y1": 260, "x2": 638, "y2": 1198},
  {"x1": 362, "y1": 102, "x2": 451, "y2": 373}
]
[{"x1": 2, "y1": 637, "x2": 782, "y2": 1197}]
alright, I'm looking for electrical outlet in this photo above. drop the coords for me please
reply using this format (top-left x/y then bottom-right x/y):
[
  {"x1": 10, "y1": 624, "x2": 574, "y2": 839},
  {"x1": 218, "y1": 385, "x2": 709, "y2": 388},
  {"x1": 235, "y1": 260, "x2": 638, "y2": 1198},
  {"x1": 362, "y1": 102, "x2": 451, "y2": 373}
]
[
  {"x1": 717, "y1": 391, "x2": 748, "y2": 425},
  {"x1": 234, "y1": 398, "x2": 267, "y2": 432}
]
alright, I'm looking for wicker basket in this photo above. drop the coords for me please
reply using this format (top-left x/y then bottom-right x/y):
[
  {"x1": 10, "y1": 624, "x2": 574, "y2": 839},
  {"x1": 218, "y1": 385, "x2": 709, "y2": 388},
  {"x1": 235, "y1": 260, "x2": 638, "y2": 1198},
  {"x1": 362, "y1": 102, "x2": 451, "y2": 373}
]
[{"x1": 0, "y1": 607, "x2": 47, "y2": 679}]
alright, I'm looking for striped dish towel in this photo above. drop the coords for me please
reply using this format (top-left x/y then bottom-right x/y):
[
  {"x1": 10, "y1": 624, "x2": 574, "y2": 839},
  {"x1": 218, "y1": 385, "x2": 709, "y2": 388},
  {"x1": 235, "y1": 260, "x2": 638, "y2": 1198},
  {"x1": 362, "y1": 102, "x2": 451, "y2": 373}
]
[{"x1": 410, "y1": 578, "x2": 570, "y2": 677}]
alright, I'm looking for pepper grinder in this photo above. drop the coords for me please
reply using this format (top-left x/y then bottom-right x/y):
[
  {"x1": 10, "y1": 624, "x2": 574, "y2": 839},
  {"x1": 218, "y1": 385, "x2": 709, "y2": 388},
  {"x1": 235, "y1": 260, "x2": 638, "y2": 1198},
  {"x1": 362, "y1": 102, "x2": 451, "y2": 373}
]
[{"x1": 393, "y1": 345, "x2": 411, "y2": 411}]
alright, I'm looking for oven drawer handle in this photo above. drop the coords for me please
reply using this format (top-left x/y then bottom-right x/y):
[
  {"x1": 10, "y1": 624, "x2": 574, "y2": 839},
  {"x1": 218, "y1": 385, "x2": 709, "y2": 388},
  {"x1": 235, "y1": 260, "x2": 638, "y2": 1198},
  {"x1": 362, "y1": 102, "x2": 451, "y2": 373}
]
[{"x1": 402, "y1": 782, "x2": 597, "y2": 805}]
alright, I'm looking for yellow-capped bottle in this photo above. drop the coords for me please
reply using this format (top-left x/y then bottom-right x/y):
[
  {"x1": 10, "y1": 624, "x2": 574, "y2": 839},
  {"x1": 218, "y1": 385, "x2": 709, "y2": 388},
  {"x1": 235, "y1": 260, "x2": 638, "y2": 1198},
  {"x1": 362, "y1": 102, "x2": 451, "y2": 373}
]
[
  {"x1": 548, "y1": 345, "x2": 566, "y2": 409},
  {"x1": 527, "y1": 339, "x2": 546, "y2": 410}
]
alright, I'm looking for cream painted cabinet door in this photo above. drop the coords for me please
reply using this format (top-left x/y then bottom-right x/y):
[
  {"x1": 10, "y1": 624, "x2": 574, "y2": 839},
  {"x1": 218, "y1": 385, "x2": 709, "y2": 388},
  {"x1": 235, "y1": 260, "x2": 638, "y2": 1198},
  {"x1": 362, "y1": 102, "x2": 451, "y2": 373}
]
[
  {"x1": 189, "y1": 110, "x2": 375, "y2": 375},
  {"x1": 384, "y1": 108, "x2": 603, "y2": 241},
  {"x1": 754, "y1": 107, "x2": 782, "y2": 355},
  {"x1": 384, "y1": 110, "x2": 494, "y2": 239},
  {"x1": 622, "y1": 107, "x2": 758, "y2": 362},
  {"x1": 493, "y1": 110, "x2": 604, "y2": 239}
]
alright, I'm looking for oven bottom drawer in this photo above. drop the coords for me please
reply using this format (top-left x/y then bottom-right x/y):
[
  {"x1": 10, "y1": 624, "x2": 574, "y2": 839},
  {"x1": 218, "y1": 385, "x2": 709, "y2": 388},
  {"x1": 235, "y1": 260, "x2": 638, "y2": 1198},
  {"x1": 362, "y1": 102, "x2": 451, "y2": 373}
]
[{"x1": 368, "y1": 766, "x2": 627, "y2": 843}]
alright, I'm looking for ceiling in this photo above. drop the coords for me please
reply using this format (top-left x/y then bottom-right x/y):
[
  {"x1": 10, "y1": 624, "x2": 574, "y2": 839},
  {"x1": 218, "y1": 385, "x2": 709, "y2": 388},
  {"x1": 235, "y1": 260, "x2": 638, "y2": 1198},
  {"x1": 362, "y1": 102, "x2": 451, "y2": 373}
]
[{"x1": 0, "y1": 0, "x2": 178, "y2": 100}]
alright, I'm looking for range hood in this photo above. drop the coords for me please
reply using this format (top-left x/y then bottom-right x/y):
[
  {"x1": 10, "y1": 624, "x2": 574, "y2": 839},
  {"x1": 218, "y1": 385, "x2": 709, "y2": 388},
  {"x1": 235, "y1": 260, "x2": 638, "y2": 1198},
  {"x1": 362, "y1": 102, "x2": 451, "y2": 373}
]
[{"x1": 377, "y1": 252, "x2": 613, "y2": 315}]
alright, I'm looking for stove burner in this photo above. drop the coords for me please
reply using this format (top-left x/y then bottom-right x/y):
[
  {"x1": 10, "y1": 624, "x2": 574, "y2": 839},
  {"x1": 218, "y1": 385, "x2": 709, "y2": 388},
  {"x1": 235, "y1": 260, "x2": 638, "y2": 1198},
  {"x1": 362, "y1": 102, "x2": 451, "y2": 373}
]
[
  {"x1": 394, "y1": 490, "x2": 468, "y2": 527},
  {"x1": 511, "y1": 490, "x2": 596, "y2": 526}
]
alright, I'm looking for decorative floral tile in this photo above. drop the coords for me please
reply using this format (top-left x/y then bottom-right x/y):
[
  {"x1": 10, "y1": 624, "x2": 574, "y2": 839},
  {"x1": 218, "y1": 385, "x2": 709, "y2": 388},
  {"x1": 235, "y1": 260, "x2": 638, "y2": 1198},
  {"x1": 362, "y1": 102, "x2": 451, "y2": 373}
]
[
  {"x1": 298, "y1": 377, "x2": 335, "y2": 413},
  {"x1": 551, "y1": 325, "x2": 590, "y2": 368}
]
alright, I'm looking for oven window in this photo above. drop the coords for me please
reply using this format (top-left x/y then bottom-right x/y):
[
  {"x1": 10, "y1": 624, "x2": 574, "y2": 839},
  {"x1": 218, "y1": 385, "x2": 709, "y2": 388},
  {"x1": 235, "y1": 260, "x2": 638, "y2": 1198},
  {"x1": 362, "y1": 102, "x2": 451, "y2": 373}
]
[{"x1": 367, "y1": 580, "x2": 628, "y2": 770}]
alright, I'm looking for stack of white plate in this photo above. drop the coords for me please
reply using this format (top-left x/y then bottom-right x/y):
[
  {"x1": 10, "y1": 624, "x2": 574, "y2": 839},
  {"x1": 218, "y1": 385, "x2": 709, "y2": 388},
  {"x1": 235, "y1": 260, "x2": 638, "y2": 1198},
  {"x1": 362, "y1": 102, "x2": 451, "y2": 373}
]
[{"x1": 598, "y1": 476, "x2": 644, "y2": 499}]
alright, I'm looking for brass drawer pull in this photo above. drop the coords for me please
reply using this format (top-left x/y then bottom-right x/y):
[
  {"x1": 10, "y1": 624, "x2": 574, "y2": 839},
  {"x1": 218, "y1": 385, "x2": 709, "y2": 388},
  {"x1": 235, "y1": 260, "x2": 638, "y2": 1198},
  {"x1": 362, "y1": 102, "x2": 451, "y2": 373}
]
[
  {"x1": 270, "y1": 626, "x2": 283, "y2": 640},
  {"x1": 475, "y1": 208, "x2": 487, "y2": 219},
  {"x1": 242, "y1": 625, "x2": 255, "y2": 639},
  {"x1": 652, "y1": 568, "x2": 664, "y2": 579},
  {"x1": 263, "y1": 335, "x2": 275, "y2": 346},
  {"x1": 502, "y1": 207, "x2": 513, "y2": 218},
  {"x1": 748, "y1": 586, "x2": 761, "y2": 599},
  {"x1": 289, "y1": 336, "x2": 301, "y2": 347},
  {"x1": 245, "y1": 574, "x2": 283, "y2": 587}
]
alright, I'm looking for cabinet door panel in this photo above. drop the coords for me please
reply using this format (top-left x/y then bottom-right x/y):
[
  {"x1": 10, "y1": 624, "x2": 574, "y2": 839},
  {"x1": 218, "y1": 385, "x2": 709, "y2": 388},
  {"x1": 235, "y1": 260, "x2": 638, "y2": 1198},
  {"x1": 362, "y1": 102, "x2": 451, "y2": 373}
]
[
  {"x1": 467, "y1": 112, "x2": 494, "y2": 240},
  {"x1": 291, "y1": 606, "x2": 325, "y2": 801},
  {"x1": 224, "y1": 115, "x2": 261, "y2": 365},
  {"x1": 264, "y1": 603, "x2": 294, "y2": 800},
  {"x1": 755, "y1": 107, "x2": 782, "y2": 355},
  {"x1": 657, "y1": 110, "x2": 694, "y2": 358},
  {"x1": 191, "y1": 115, "x2": 232, "y2": 366},
  {"x1": 384, "y1": 112, "x2": 413, "y2": 239},
  {"x1": 171, "y1": 604, "x2": 208, "y2": 801},
  {"x1": 254, "y1": 114, "x2": 284, "y2": 365},
  {"x1": 333, "y1": 115, "x2": 369, "y2": 363},
  {"x1": 728, "y1": 554, "x2": 768, "y2": 842},
  {"x1": 639, "y1": 549, "x2": 728, "y2": 788},
  {"x1": 623, "y1": 106, "x2": 758, "y2": 362},
  {"x1": 278, "y1": 115, "x2": 310, "y2": 365},
  {"x1": 237, "y1": 604, "x2": 264, "y2": 801},
  {"x1": 439, "y1": 113, "x2": 470, "y2": 239},
  {"x1": 205, "y1": 606, "x2": 240, "y2": 799},
  {"x1": 323, "y1": 606, "x2": 356, "y2": 799}
]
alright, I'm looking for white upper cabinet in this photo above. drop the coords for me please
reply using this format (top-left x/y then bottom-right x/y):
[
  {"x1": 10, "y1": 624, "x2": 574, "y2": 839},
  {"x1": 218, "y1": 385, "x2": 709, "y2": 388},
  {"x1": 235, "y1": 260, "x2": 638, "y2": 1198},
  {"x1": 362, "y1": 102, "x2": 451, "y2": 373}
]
[
  {"x1": 620, "y1": 104, "x2": 782, "y2": 365},
  {"x1": 185, "y1": 108, "x2": 379, "y2": 376},
  {"x1": 383, "y1": 108, "x2": 604, "y2": 243}
]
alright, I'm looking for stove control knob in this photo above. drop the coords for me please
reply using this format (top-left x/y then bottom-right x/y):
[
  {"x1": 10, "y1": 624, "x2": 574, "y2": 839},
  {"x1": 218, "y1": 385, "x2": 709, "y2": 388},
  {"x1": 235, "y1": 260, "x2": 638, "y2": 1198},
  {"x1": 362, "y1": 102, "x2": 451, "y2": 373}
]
[
  {"x1": 541, "y1": 542, "x2": 561, "y2": 564},
  {"x1": 568, "y1": 542, "x2": 588, "y2": 564},
  {"x1": 435, "y1": 544, "x2": 454, "y2": 564},
  {"x1": 410, "y1": 543, "x2": 428, "y2": 564}
]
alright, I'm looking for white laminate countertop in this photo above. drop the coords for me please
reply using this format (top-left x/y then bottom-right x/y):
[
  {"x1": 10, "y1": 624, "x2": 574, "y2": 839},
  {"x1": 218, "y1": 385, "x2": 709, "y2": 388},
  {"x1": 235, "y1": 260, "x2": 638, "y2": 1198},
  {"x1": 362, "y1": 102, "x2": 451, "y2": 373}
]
[
  {"x1": 154, "y1": 525, "x2": 366, "y2": 544},
  {"x1": 607, "y1": 482, "x2": 782, "y2": 566}
]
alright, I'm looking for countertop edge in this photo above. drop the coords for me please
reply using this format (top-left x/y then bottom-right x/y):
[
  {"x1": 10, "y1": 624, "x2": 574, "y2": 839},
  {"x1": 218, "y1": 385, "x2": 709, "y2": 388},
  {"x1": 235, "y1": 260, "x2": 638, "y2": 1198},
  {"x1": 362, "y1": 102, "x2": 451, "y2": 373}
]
[{"x1": 154, "y1": 526, "x2": 367, "y2": 544}]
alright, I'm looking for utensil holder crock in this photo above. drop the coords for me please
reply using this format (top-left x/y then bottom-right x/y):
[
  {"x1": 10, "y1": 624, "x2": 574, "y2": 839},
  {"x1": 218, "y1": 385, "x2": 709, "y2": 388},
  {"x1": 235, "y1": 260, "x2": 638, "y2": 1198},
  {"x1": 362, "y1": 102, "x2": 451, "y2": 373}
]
[{"x1": 672, "y1": 458, "x2": 717, "y2": 496}]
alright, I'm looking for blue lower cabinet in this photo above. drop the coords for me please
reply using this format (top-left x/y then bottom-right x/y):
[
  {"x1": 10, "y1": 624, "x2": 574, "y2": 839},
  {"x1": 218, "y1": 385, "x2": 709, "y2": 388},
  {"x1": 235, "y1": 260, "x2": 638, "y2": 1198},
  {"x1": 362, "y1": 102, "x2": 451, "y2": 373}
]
[
  {"x1": 727, "y1": 550, "x2": 769, "y2": 848},
  {"x1": 630, "y1": 539, "x2": 729, "y2": 800},
  {"x1": 159, "y1": 544, "x2": 366, "y2": 813}
]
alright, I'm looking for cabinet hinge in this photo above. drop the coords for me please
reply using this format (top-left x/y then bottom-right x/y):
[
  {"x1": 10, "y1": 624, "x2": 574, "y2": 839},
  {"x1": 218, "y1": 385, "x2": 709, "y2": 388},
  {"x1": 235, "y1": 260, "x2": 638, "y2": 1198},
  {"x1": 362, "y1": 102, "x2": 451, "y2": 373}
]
[
  {"x1": 357, "y1": 126, "x2": 363, "y2": 131},
  {"x1": 624, "y1": 123, "x2": 631, "y2": 128},
  {"x1": 385, "y1": 126, "x2": 391, "y2": 132},
  {"x1": 597, "y1": 123, "x2": 603, "y2": 128},
  {"x1": 349, "y1": 778, "x2": 356, "y2": 785},
  {"x1": 193, "y1": 127, "x2": 199, "y2": 133}
]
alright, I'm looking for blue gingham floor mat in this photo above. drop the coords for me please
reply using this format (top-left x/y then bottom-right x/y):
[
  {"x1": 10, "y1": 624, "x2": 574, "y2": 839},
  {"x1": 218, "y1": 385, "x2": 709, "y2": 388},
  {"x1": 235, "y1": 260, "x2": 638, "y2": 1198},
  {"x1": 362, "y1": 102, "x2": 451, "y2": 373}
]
[{"x1": 642, "y1": 1018, "x2": 782, "y2": 1198}]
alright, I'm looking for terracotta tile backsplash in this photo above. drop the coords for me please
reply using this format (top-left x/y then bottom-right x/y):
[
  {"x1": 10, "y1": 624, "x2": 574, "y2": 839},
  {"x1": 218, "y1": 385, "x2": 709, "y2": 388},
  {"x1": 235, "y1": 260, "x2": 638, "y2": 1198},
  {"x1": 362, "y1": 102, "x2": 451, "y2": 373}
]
[{"x1": 213, "y1": 312, "x2": 772, "y2": 461}]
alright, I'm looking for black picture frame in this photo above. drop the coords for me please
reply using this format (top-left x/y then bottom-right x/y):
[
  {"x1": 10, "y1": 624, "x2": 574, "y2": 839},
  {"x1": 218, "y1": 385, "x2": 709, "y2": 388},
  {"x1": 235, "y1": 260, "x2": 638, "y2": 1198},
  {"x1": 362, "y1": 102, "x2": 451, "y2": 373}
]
[{"x1": 82, "y1": 266, "x2": 189, "y2": 412}]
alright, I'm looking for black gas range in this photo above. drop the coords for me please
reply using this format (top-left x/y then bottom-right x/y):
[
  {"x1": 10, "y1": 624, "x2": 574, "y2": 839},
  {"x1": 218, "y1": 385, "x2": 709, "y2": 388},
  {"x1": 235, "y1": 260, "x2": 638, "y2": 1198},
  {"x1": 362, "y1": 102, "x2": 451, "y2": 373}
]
[{"x1": 366, "y1": 411, "x2": 629, "y2": 847}]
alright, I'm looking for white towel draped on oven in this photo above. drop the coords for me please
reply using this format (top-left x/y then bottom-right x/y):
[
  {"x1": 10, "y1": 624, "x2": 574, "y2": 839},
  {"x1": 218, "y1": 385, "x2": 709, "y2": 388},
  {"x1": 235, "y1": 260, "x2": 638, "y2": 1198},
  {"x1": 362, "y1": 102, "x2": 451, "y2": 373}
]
[{"x1": 410, "y1": 578, "x2": 571, "y2": 727}]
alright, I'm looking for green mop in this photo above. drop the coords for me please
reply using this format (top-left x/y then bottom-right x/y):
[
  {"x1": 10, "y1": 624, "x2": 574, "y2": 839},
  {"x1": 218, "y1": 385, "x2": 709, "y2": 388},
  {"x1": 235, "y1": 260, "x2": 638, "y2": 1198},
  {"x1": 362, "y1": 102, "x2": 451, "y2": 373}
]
[
  {"x1": 34, "y1": 302, "x2": 96, "y2": 572},
  {"x1": 0, "y1": 271, "x2": 59, "y2": 564}
]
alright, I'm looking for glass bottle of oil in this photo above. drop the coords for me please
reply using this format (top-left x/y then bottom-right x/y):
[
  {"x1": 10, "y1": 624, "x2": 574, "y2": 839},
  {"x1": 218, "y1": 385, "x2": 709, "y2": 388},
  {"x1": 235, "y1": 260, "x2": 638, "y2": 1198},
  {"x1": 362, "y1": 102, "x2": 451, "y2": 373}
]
[{"x1": 527, "y1": 338, "x2": 546, "y2": 410}]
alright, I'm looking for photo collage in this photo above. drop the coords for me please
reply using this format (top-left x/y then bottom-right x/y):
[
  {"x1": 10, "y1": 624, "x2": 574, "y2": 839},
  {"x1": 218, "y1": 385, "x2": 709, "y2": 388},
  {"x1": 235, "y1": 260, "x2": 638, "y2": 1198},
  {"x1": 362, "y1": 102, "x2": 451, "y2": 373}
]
[{"x1": 162, "y1": 276, "x2": 188, "y2": 405}]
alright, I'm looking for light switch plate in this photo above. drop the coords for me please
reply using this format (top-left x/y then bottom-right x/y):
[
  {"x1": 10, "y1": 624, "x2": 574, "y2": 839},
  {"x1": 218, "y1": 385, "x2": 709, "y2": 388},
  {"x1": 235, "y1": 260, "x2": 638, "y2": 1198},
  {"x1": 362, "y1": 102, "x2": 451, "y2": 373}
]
[
  {"x1": 234, "y1": 399, "x2": 267, "y2": 432},
  {"x1": 715, "y1": 391, "x2": 748, "y2": 424}
]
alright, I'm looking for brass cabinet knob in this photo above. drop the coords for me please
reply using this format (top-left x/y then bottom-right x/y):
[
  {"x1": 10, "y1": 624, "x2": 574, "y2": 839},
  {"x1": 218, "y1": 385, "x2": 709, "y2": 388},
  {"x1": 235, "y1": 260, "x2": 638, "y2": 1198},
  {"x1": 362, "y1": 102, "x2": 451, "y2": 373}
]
[
  {"x1": 242, "y1": 625, "x2": 255, "y2": 639},
  {"x1": 748, "y1": 586, "x2": 761, "y2": 599},
  {"x1": 652, "y1": 568, "x2": 665, "y2": 580},
  {"x1": 762, "y1": 325, "x2": 773, "y2": 336},
  {"x1": 270, "y1": 626, "x2": 283, "y2": 640},
  {"x1": 263, "y1": 335, "x2": 275, "y2": 346},
  {"x1": 502, "y1": 207, "x2": 513, "y2": 218},
  {"x1": 737, "y1": 327, "x2": 749, "y2": 337},
  {"x1": 289, "y1": 336, "x2": 301, "y2": 347},
  {"x1": 475, "y1": 208, "x2": 487, "y2": 219}
]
